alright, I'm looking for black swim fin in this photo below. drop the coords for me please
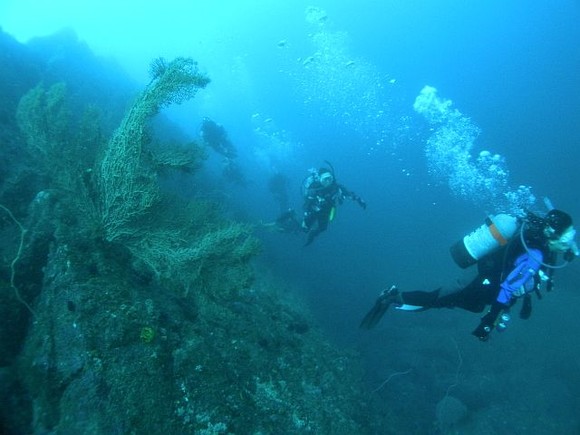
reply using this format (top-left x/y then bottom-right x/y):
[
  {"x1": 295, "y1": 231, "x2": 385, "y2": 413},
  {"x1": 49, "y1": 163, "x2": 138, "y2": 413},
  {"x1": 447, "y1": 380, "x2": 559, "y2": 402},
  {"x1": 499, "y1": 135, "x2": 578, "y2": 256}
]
[
  {"x1": 359, "y1": 286, "x2": 399, "y2": 329},
  {"x1": 303, "y1": 229, "x2": 319, "y2": 247}
]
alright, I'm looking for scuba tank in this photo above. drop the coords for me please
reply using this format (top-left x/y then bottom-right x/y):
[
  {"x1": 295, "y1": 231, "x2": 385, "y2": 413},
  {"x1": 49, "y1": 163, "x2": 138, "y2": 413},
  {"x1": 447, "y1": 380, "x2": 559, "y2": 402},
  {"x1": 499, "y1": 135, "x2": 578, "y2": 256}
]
[{"x1": 450, "y1": 214, "x2": 519, "y2": 268}]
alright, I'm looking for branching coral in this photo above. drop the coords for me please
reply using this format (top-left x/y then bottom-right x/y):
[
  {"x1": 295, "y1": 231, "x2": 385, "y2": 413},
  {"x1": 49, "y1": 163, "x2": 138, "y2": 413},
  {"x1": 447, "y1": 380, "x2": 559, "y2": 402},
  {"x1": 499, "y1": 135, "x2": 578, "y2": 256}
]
[
  {"x1": 15, "y1": 56, "x2": 260, "y2": 298},
  {"x1": 149, "y1": 142, "x2": 207, "y2": 173},
  {"x1": 129, "y1": 222, "x2": 260, "y2": 292},
  {"x1": 98, "y1": 57, "x2": 210, "y2": 242},
  {"x1": 15, "y1": 82, "x2": 103, "y2": 230},
  {"x1": 16, "y1": 82, "x2": 70, "y2": 174}
]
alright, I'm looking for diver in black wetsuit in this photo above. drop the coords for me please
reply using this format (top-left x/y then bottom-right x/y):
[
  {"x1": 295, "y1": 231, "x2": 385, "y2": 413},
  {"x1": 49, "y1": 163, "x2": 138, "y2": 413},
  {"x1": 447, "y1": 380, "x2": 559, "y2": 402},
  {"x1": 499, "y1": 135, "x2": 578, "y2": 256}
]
[
  {"x1": 360, "y1": 209, "x2": 578, "y2": 341},
  {"x1": 300, "y1": 165, "x2": 366, "y2": 246}
]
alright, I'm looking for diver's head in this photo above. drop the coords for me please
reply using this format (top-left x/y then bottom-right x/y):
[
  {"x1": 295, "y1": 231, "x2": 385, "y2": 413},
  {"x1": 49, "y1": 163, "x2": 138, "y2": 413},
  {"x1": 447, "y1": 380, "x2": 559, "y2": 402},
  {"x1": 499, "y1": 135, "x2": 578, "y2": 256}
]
[
  {"x1": 318, "y1": 169, "x2": 334, "y2": 187},
  {"x1": 544, "y1": 209, "x2": 576, "y2": 252}
]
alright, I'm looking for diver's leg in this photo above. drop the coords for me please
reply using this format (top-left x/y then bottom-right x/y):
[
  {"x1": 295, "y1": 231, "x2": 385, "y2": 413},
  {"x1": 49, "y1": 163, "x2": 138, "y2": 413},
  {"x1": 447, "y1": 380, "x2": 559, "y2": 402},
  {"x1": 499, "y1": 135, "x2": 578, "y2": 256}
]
[
  {"x1": 401, "y1": 276, "x2": 492, "y2": 313},
  {"x1": 437, "y1": 277, "x2": 495, "y2": 313},
  {"x1": 317, "y1": 213, "x2": 329, "y2": 232},
  {"x1": 396, "y1": 288, "x2": 442, "y2": 310},
  {"x1": 303, "y1": 213, "x2": 328, "y2": 246},
  {"x1": 302, "y1": 210, "x2": 316, "y2": 232},
  {"x1": 275, "y1": 209, "x2": 300, "y2": 233},
  {"x1": 360, "y1": 270, "x2": 490, "y2": 329},
  {"x1": 399, "y1": 267, "x2": 479, "y2": 310},
  {"x1": 304, "y1": 226, "x2": 322, "y2": 246}
]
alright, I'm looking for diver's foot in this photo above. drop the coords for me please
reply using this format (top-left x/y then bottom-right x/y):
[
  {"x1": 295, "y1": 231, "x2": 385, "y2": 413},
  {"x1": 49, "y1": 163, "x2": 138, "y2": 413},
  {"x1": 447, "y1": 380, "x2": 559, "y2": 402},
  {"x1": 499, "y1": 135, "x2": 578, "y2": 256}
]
[
  {"x1": 359, "y1": 285, "x2": 401, "y2": 329},
  {"x1": 380, "y1": 285, "x2": 401, "y2": 304}
]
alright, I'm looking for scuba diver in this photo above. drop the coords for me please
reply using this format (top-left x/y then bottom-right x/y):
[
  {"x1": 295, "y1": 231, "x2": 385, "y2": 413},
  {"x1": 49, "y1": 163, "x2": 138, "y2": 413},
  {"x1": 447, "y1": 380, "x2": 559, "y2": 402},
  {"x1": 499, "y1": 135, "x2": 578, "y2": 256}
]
[
  {"x1": 200, "y1": 117, "x2": 237, "y2": 159},
  {"x1": 360, "y1": 207, "x2": 579, "y2": 341},
  {"x1": 261, "y1": 208, "x2": 303, "y2": 234},
  {"x1": 261, "y1": 172, "x2": 301, "y2": 234},
  {"x1": 222, "y1": 158, "x2": 247, "y2": 186},
  {"x1": 200, "y1": 117, "x2": 247, "y2": 186},
  {"x1": 265, "y1": 172, "x2": 301, "y2": 233},
  {"x1": 300, "y1": 163, "x2": 366, "y2": 246},
  {"x1": 268, "y1": 172, "x2": 291, "y2": 213}
]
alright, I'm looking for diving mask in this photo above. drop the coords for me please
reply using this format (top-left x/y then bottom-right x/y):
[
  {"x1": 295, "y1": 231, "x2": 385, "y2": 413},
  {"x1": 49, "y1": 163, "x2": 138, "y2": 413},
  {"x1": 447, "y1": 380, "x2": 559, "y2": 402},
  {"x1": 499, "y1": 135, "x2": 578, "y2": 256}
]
[
  {"x1": 549, "y1": 226, "x2": 578, "y2": 254},
  {"x1": 319, "y1": 172, "x2": 334, "y2": 187}
]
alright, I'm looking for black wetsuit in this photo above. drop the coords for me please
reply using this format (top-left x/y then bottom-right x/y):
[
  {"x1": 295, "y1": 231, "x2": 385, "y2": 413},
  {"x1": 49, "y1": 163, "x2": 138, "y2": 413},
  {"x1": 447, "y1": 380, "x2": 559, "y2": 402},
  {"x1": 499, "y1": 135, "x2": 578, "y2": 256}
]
[
  {"x1": 401, "y1": 234, "x2": 552, "y2": 313},
  {"x1": 302, "y1": 181, "x2": 355, "y2": 246}
]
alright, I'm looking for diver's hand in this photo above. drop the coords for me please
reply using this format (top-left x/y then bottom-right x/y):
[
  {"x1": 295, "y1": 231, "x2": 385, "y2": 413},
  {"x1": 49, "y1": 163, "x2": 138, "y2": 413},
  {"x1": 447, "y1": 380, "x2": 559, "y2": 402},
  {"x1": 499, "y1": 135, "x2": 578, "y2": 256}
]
[
  {"x1": 512, "y1": 286, "x2": 526, "y2": 298},
  {"x1": 472, "y1": 303, "x2": 505, "y2": 341},
  {"x1": 355, "y1": 196, "x2": 367, "y2": 210},
  {"x1": 564, "y1": 249, "x2": 576, "y2": 262},
  {"x1": 472, "y1": 321, "x2": 493, "y2": 341}
]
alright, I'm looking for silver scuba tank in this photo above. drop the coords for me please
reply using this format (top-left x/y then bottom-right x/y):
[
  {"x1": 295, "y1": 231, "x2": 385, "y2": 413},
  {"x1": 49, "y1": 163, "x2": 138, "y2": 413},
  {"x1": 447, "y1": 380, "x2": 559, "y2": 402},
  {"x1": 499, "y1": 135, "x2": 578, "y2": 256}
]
[{"x1": 450, "y1": 214, "x2": 519, "y2": 268}]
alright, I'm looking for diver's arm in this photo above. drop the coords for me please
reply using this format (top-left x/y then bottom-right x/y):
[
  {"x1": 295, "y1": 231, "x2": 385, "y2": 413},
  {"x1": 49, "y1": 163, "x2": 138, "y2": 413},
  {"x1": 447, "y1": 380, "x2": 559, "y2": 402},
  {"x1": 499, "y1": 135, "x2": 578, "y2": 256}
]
[
  {"x1": 473, "y1": 250, "x2": 543, "y2": 341},
  {"x1": 339, "y1": 184, "x2": 366, "y2": 209},
  {"x1": 472, "y1": 301, "x2": 506, "y2": 341}
]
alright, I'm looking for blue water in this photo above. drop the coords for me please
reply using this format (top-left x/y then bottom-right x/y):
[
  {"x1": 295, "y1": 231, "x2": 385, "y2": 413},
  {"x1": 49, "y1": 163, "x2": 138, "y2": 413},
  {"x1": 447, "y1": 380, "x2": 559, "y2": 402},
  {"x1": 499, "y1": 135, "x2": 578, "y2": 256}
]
[
  {"x1": 199, "y1": 3, "x2": 580, "y2": 432},
  {"x1": 204, "y1": 0, "x2": 580, "y2": 329},
  {"x1": 4, "y1": 0, "x2": 580, "y2": 432}
]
